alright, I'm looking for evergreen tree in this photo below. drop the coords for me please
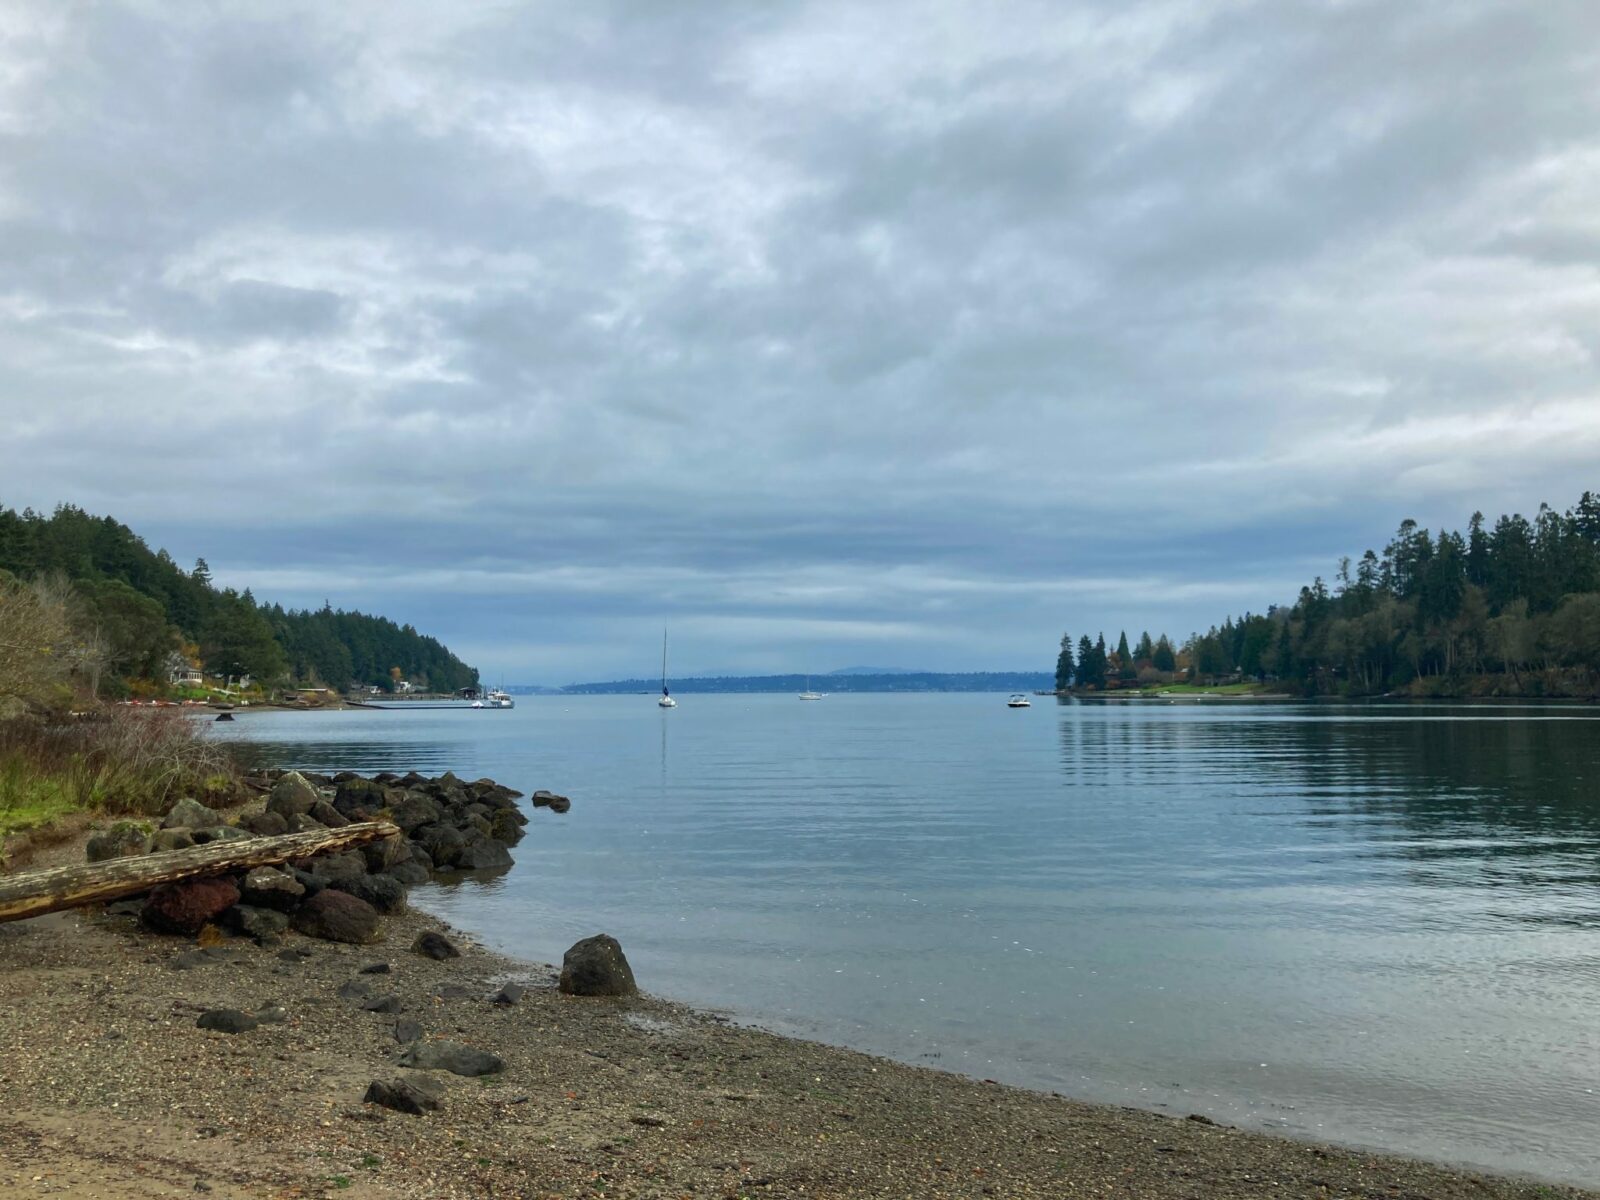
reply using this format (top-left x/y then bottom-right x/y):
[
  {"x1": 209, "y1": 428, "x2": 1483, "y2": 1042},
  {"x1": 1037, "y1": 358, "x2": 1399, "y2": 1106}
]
[{"x1": 1054, "y1": 633, "x2": 1076, "y2": 691}]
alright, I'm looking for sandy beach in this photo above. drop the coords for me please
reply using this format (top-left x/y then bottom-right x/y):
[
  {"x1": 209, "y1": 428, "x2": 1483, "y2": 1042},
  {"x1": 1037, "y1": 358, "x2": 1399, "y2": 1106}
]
[{"x1": 1, "y1": 841, "x2": 1594, "y2": 1200}]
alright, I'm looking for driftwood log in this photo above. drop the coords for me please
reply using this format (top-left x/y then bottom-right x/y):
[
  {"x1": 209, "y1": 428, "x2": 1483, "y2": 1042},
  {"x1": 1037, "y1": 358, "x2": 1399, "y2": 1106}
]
[{"x1": 0, "y1": 820, "x2": 401, "y2": 924}]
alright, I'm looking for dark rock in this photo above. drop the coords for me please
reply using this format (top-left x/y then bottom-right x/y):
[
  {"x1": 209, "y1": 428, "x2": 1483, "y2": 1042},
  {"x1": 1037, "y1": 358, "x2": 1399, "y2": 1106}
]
[
  {"x1": 456, "y1": 839, "x2": 512, "y2": 872},
  {"x1": 388, "y1": 861, "x2": 430, "y2": 887},
  {"x1": 416, "y1": 823, "x2": 466, "y2": 868},
  {"x1": 338, "y1": 979, "x2": 374, "y2": 1000},
  {"x1": 559, "y1": 934, "x2": 637, "y2": 997},
  {"x1": 399, "y1": 771, "x2": 428, "y2": 789},
  {"x1": 266, "y1": 771, "x2": 320, "y2": 819},
  {"x1": 335, "y1": 777, "x2": 386, "y2": 810},
  {"x1": 149, "y1": 829, "x2": 195, "y2": 853},
  {"x1": 309, "y1": 851, "x2": 368, "y2": 884},
  {"x1": 286, "y1": 812, "x2": 326, "y2": 834},
  {"x1": 493, "y1": 982, "x2": 527, "y2": 1006},
  {"x1": 240, "y1": 866, "x2": 305, "y2": 911},
  {"x1": 388, "y1": 793, "x2": 441, "y2": 833},
  {"x1": 239, "y1": 810, "x2": 290, "y2": 837},
  {"x1": 490, "y1": 810, "x2": 526, "y2": 845},
  {"x1": 292, "y1": 890, "x2": 382, "y2": 945},
  {"x1": 196, "y1": 1008, "x2": 258, "y2": 1034},
  {"x1": 86, "y1": 821, "x2": 152, "y2": 863},
  {"x1": 105, "y1": 898, "x2": 146, "y2": 918},
  {"x1": 142, "y1": 878, "x2": 241, "y2": 936},
  {"x1": 531, "y1": 790, "x2": 571, "y2": 814},
  {"x1": 393, "y1": 1017, "x2": 424, "y2": 1043},
  {"x1": 460, "y1": 813, "x2": 494, "y2": 840},
  {"x1": 330, "y1": 873, "x2": 408, "y2": 914},
  {"x1": 361, "y1": 835, "x2": 409, "y2": 874},
  {"x1": 358, "y1": 961, "x2": 391, "y2": 975},
  {"x1": 364, "y1": 1076, "x2": 442, "y2": 1115},
  {"x1": 310, "y1": 799, "x2": 350, "y2": 828},
  {"x1": 191, "y1": 825, "x2": 252, "y2": 846},
  {"x1": 276, "y1": 948, "x2": 308, "y2": 963},
  {"x1": 287, "y1": 866, "x2": 327, "y2": 898},
  {"x1": 162, "y1": 797, "x2": 225, "y2": 830},
  {"x1": 404, "y1": 843, "x2": 434, "y2": 873},
  {"x1": 396, "y1": 1040, "x2": 504, "y2": 1077},
  {"x1": 411, "y1": 931, "x2": 460, "y2": 960},
  {"x1": 435, "y1": 983, "x2": 474, "y2": 1000},
  {"x1": 223, "y1": 905, "x2": 290, "y2": 940},
  {"x1": 256, "y1": 1005, "x2": 289, "y2": 1024},
  {"x1": 363, "y1": 994, "x2": 404, "y2": 1014}
]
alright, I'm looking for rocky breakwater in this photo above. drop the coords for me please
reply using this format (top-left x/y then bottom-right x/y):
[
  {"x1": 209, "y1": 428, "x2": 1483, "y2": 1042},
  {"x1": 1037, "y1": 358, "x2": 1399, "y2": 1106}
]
[{"x1": 87, "y1": 768, "x2": 568, "y2": 948}]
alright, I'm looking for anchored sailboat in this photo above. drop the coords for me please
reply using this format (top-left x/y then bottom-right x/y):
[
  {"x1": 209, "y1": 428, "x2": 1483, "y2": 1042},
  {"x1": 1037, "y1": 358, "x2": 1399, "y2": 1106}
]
[{"x1": 657, "y1": 629, "x2": 677, "y2": 708}]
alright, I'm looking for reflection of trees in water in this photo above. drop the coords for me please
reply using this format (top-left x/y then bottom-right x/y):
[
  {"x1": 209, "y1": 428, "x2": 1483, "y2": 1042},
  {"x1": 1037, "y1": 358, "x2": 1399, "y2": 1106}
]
[{"x1": 1054, "y1": 703, "x2": 1600, "y2": 904}]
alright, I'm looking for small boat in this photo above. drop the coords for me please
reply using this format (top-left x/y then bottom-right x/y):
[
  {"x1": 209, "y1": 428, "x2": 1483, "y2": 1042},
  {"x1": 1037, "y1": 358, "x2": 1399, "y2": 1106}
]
[
  {"x1": 799, "y1": 674, "x2": 824, "y2": 700},
  {"x1": 658, "y1": 629, "x2": 677, "y2": 708},
  {"x1": 486, "y1": 688, "x2": 515, "y2": 709},
  {"x1": 1007, "y1": 694, "x2": 1031, "y2": 708}
]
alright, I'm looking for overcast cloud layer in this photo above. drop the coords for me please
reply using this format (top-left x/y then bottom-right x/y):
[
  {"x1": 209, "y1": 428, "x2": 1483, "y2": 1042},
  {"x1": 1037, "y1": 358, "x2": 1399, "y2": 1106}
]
[{"x1": 2, "y1": 1, "x2": 1598, "y2": 681}]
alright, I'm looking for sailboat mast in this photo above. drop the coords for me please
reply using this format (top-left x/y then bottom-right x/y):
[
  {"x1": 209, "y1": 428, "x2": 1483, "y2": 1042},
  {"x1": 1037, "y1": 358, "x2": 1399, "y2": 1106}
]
[{"x1": 661, "y1": 629, "x2": 669, "y2": 696}]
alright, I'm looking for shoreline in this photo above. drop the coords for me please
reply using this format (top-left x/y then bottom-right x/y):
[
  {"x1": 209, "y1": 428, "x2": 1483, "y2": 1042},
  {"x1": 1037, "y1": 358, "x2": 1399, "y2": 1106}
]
[
  {"x1": 0, "y1": 869, "x2": 1593, "y2": 1196},
  {"x1": 4, "y1": 898, "x2": 1595, "y2": 1200}
]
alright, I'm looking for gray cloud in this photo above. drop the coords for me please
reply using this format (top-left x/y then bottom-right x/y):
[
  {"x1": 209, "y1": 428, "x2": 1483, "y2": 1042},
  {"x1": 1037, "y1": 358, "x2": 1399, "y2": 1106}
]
[{"x1": 2, "y1": 1, "x2": 1597, "y2": 681}]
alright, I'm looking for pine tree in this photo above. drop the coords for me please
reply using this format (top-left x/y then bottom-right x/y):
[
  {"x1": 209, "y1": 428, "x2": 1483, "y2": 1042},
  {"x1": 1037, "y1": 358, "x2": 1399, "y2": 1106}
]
[{"x1": 1054, "y1": 633, "x2": 1076, "y2": 691}]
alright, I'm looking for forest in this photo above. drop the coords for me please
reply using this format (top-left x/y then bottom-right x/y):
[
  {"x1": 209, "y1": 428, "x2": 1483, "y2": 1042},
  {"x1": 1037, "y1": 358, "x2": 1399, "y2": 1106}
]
[
  {"x1": 1058, "y1": 490, "x2": 1600, "y2": 697},
  {"x1": 0, "y1": 504, "x2": 477, "y2": 698}
]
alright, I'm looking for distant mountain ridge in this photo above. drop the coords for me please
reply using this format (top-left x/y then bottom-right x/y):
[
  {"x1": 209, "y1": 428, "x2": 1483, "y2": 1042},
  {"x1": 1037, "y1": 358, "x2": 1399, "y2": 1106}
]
[{"x1": 560, "y1": 671, "x2": 1051, "y2": 694}]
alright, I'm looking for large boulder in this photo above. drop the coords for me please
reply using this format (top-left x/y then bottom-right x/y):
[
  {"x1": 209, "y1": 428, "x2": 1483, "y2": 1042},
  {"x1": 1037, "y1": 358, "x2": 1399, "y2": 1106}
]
[
  {"x1": 330, "y1": 873, "x2": 408, "y2": 914},
  {"x1": 142, "y1": 878, "x2": 241, "y2": 935},
  {"x1": 223, "y1": 904, "x2": 290, "y2": 940},
  {"x1": 396, "y1": 1040, "x2": 504, "y2": 1077},
  {"x1": 411, "y1": 931, "x2": 460, "y2": 960},
  {"x1": 559, "y1": 934, "x2": 637, "y2": 997},
  {"x1": 416, "y1": 823, "x2": 466, "y2": 869},
  {"x1": 389, "y1": 860, "x2": 430, "y2": 887},
  {"x1": 361, "y1": 835, "x2": 410, "y2": 874},
  {"x1": 266, "y1": 771, "x2": 320, "y2": 819},
  {"x1": 490, "y1": 810, "x2": 526, "y2": 846},
  {"x1": 388, "y1": 793, "x2": 441, "y2": 833},
  {"x1": 292, "y1": 889, "x2": 381, "y2": 944},
  {"x1": 150, "y1": 829, "x2": 195, "y2": 853},
  {"x1": 531, "y1": 791, "x2": 571, "y2": 814},
  {"x1": 457, "y1": 839, "x2": 512, "y2": 872},
  {"x1": 239, "y1": 810, "x2": 289, "y2": 837},
  {"x1": 86, "y1": 821, "x2": 151, "y2": 863},
  {"x1": 240, "y1": 866, "x2": 305, "y2": 911},
  {"x1": 308, "y1": 850, "x2": 368, "y2": 884},
  {"x1": 161, "y1": 797, "x2": 225, "y2": 830},
  {"x1": 310, "y1": 799, "x2": 350, "y2": 828}
]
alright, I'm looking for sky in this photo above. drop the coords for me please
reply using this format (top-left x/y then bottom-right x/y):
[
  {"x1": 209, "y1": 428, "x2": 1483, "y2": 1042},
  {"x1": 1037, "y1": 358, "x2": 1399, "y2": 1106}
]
[{"x1": 2, "y1": 2, "x2": 1598, "y2": 684}]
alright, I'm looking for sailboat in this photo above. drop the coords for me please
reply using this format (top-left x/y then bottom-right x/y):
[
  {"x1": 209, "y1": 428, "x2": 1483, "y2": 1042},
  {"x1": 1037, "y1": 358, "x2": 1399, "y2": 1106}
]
[
  {"x1": 657, "y1": 629, "x2": 677, "y2": 708},
  {"x1": 798, "y1": 674, "x2": 824, "y2": 700}
]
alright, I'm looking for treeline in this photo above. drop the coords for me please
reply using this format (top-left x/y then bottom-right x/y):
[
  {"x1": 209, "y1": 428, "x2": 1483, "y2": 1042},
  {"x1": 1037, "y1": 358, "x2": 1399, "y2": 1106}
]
[
  {"x1": 564, "y1": 671, "x2": 1053, "y2": 694},
  {"x1": 0, "y1": 504, "x2": 476, "y2": 695},
  {"x1": 1058, "y1": 490, "x2": 1600, "y2": 698}
]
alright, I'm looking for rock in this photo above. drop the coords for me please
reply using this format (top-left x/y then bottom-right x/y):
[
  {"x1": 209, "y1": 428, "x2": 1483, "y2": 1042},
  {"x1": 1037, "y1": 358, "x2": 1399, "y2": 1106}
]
[
  {"x1": 239, "y1": 810, "x2": 289, "y2": 837},
  {"x1": 396, "y1": 1040, "x2": 504, "y2": 1077},
  {"x1": 393, "y1": 1017, "x2": 424, "y2": 1043},
  {"x1": 192, "y1": 825, "x2": 252, "y2": 846},
  {"x1": 223, "y1": 905, "x2": 290, "y2": 940},
  {"x1": 363, "y1": 994, "x2": 404, "y2": 1014},
  {"x1": 364, "y1": 1076, "x2": 442, "y2": 1115},
  {"x1": 170, "y1": 948, "x2": 236, "y2": 970},
  {"x1": 286, "y1": 812, "x2": 326, "y2": 834},
  {"x1": 266, "y1": 771, "x2": 320, "y2": 818},
  {"x1": 531, "y1": 790, "x2": 571, "y2": 814},
  {"x1": 388, "y1": 793, "x2": 441, "y2": 833},
  {"x1": 559, "y1": 934, "x2": 637, "y2": 997},
  {"x1": 309, "y1": 851, "x2": 368, "y2": 884},
  {"x1": 388, "y1": 861, "x2": 430, "y2": 887},
  {"x1": 286, "y1": 866, "x2": 327, "y2": 898},
  {"x1": 105, "y1": 898, "x2": 145, "y2": 919},
  {"x1": 457, "y1": 839, "x2": 512, "y2": 872},
  {"x1": 161, "y1": 797, "x2": 225, "y2": 830},
  {"x1": 493, "y1": 982, "x2": 526, "y2": 1006},
  {"x1": 292, "y1": 890, "x2": 382, "y2": 945},
  {"x1": 334, "y1": 778, "x2": 386, "y2": 810},
  {"x1": 490, "y1": 809, "x2": 526, "y2": 845},
  {"x1": 330, "y1": 873, "x2": 408, "y2": 914},
  {"x1": 338, "y1": 979, "x2": 373, "y2": 1000},
  {"x1": 86, "y1": 821, "x2": 152, "y2": 863},
  {"x1": 142, "y1": 878, "x2": 241, "y2": 936},
  {"x1": 256, "y1": 1004, "x2": 288, "y2": 1024},
  {"x1": 149, "y1": 829, "x2": 195, "y2": 853},
  {"x1": 240, "y1": 866, "x2": 305, "y2": 911},
  {"x1": 435, "y1": 983, "x2": 474, "y2": 1000},
  {"x1": 411, "y1": 931, "x2": 460, "y2": 960},
  {"x1": 276, "y1": 947, "x2": 311, "y2": 962},
  {"x1": 196, "y1": 1008, "x2": 258, "y2": 1034},
  {"x1": 416, "y1": 823, "x2": 466, "y2": 869},
  {"x1": 310, "y1": 799, "x2": 350, "y2": 828},
  {"x1": 358, "y1": 961, "x2": 391, "y2": 975},
  {"x1": 361, "y1": 835, "x2": 409, "y2": 874}
]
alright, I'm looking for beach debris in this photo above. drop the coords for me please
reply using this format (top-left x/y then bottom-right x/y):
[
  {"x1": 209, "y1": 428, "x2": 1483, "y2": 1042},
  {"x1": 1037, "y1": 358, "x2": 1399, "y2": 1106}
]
[
  {"x1": 412, "y1": 931, "x2": 460, "y2": 960},
  {"x1": 396, "y1": 1039, "x2": 505, "y2": 1077},
  {"x1": 291, "y1": 889, "x2": 382, "y2": 944},
  {"x1": 559, "y1": 934, "x2": 637, "y2": 997},
  {"x1": 364, "y1": 1076, "x2": 443, "y2": 1115}
]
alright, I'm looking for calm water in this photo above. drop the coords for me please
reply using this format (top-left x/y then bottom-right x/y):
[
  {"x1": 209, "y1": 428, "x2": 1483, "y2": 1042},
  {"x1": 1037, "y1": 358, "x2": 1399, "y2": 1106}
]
[{"x1": 228, "y1": 696, "x2": 1600, "y2": 1185}]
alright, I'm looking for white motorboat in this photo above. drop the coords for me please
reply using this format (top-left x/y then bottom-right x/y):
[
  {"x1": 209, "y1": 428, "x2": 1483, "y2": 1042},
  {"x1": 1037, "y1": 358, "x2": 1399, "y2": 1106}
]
[
  {"x1": 658, "y1": 629, "x2": 677, "y2": 707},
  {"x1": 486, "y1": 688, "x2": 515, "y2": 709},
  {"x1": 1007, "y1": 694, "x2": 1031, "y2": 708},
  {"x1": 798, "y1": 674, "x2": 824, "y2": 700}
]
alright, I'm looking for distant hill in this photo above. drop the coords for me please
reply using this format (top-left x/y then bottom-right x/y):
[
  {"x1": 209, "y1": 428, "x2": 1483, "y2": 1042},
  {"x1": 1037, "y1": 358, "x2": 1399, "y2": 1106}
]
[
  {"x1": 561, "y1": 671, "x2": 1051, "y2": 694},
  {"x1": 827, "y1": 666, "x2": 923, "y2": 676}
]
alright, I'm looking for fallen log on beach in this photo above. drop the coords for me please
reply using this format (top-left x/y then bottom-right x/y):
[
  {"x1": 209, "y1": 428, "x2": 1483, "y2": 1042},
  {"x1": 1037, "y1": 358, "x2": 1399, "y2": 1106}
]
[{"x1": 0, "y1": 820, "x2": 401, "y2": 924}]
